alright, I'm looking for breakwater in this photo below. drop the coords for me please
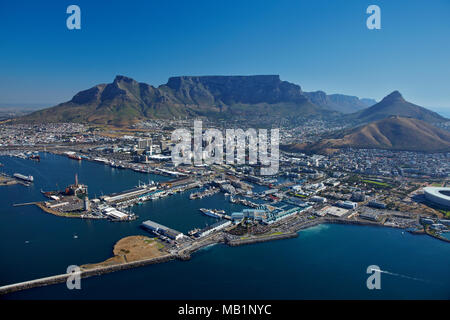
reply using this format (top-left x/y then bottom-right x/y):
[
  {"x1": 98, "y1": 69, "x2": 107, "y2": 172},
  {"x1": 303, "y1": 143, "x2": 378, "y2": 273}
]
[
  {"x1": 0, "y1": 254, "x2": 175, "y2": 295},
  {"x1": 227, "y1": 232, "x2": 298, "y2": 246}
]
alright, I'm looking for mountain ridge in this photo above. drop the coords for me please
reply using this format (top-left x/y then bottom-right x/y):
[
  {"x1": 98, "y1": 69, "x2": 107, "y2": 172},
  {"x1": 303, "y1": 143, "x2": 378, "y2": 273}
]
[
  {"x1": 17, "y1": 75, "x2": 371, "y2": 126},
  {"x1": 350, "y1": 90, "x2": 446, "y2": 124},
  {"x1": 283, "y1": 116, "x2": 450, "y2": 154}
]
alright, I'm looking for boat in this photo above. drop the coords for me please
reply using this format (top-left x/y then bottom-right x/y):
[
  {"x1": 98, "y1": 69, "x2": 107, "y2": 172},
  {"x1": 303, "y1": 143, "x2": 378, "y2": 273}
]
[
  {"x1": 68, "y1": 154, "x2": 82, "y2": 161},
  {"x1": 29, "y1": 154, "x2": 40, "y2": 161},
  {"x1": 93, "y1": 157, "x2": 109, "y2": 164},
  {"x1": 188, "y1": 228, "x2": 201, "y2": 236},
  {"x1": 199, "y1": 208, "x2": 224, "y2": 219},
  {"x1": 13, "y1": 173, "x2": 34, "y2": 182}
]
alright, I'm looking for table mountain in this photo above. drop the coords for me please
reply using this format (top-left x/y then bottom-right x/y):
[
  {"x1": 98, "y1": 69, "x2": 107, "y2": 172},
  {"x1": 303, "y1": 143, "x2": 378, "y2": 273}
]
[{"x1": 19, "y1": 75, "x2": 334, "y2": 126}]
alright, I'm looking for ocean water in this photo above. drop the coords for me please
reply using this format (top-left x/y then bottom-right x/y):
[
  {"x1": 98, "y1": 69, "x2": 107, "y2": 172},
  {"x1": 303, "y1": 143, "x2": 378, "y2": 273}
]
[{"x1": 1, "y1": 153, "x2": 449, "y2": 299}]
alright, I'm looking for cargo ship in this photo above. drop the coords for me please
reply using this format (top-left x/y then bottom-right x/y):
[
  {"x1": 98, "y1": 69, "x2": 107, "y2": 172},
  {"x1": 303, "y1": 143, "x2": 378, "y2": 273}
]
[{"x1": 13, "y1": 173, "x2": 34, "y2": 182}]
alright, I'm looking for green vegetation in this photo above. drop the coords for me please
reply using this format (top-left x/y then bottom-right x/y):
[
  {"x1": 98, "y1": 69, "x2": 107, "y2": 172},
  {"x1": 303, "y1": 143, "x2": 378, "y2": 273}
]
[
  {"x1": 439, "y1": 210, "x2": 450, "y2": 218},
  {"x1": 362, "y1": 180, "x2": 392, "y2": 188},
  {"x1": 267, "y1": 232, "x2": 284, "y2": 236}
]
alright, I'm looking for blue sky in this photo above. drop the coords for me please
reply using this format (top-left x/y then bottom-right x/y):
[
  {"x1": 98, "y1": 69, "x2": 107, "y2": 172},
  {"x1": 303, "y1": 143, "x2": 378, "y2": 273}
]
[{"x1": 0, "y1": 0, "x2": 449, "y2": 115}]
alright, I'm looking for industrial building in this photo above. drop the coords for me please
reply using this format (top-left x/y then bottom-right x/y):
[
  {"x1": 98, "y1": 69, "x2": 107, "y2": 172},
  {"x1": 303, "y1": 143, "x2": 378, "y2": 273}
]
[
  {"x1": 102, "y1": 207, "x2": 128, "y2": 220},
  {"x1": 102, "y1": 185, "x2": 157, "y2": 203},
  {"x1": 359, "y1": 211, "x2": 381, "y2": 222},
  {"x1": 317, "y1": 206, "x2": 348, "y2": 217},
  {"x1": 141, "y1": 220, "x2": 184, "y2": 240},
  {"x1": 196, "y1": 220, "x2": 232, "y2": 238}
]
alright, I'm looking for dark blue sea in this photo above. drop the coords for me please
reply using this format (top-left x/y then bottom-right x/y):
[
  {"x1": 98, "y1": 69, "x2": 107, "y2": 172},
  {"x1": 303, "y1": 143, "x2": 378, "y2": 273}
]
[{"x1": 1, "y1": 153, "x2": 449, "y2": 299}]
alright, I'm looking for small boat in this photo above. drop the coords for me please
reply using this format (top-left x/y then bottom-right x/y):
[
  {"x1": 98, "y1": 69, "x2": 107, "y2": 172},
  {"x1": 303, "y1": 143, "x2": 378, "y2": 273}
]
[{"x1": 29, "y1": 154, "x2": 40, "y2": 161}]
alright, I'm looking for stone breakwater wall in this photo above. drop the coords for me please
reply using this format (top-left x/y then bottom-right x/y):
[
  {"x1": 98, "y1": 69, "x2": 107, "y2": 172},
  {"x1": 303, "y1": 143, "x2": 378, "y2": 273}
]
[
  {"x1": 0, "y1": 254, "x2": 175, "y2": 295},
  {"x1": 226, "y1": 232, "x2": 298, "y2": 247}
]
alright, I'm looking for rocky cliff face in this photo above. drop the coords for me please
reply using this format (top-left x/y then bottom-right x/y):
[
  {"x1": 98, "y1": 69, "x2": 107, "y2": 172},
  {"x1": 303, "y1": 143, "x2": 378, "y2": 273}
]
[
  {"x1": 20, "y1": 75, "x2": 328, "y2": 125},
  {"x1": 164, "y1": 75, "x2": 308, "y2": 105},
  {"x1": 304, "y1": 91, "x2": 376, "y2": 114}
]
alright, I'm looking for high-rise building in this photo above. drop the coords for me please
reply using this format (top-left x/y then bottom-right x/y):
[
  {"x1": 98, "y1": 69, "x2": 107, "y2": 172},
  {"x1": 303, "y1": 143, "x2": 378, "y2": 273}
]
[{"x1": 138, "y1": 138, "x2": 152, "y2": 150}]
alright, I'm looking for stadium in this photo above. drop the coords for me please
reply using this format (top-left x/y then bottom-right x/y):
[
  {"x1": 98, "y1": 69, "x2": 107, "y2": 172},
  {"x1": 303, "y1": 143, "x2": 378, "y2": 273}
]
[{"x1": 423, "y1": 187, "x2": 450, "y2": 208}]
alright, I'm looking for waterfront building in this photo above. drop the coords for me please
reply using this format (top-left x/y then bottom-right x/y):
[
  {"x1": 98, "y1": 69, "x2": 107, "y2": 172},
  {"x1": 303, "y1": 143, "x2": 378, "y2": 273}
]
[
  {"x1": 197, "y1": 220, "x2": 232, "y2": 238},
  {"x1": 102, "y1": 207, "x2": 128, "y2": 220},
  {"x1": 317, "y1": 206, "x2": 348, "y2": 217},
  {"x1": 141, "y1": 220, "x2": 184, "y2": 240},
  {"x1": 359, "y1": 211, "x2": 381, "y2": 222}
]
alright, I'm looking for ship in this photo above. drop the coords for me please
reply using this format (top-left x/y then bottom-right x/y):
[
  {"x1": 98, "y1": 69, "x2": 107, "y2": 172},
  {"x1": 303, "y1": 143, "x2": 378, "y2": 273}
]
[
  {"x1": 188, "y1": 228, "x2": 201, "y2": 237},
  {"x1": 13, "y1": 173, "x2": 34, "y2": 182},
  {"x1": 93, "y1": 157, "x2": 109, "y2": 164},
  {"x1": 199, "y1": 208, "x2": 225, "y2": 219},
  {"x1": 68, "y1": 154, "x2": 82, "y2": 161}
]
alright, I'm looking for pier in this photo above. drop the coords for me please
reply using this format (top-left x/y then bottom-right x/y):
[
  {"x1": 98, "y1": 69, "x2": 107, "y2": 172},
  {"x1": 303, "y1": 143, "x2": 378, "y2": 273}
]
[{"x1": 13, "y1": 201, "x2": 40, "y2": 207}]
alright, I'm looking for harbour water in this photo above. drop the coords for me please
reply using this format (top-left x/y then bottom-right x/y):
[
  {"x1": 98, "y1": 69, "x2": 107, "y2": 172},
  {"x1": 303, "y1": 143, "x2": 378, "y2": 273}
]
[{"x1": 1, "y1": 153, "x2": 449, "y2": 299}]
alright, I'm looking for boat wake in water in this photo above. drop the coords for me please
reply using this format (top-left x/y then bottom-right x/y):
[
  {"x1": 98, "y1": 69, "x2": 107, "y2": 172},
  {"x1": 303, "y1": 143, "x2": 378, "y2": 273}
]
[{"x1": 370, "y1": 267, "x2": 433, "y2": 284}]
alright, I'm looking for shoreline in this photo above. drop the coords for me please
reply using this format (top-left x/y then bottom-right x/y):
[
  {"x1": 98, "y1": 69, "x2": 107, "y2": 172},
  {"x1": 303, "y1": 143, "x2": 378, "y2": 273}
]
[
  {"x1": 0, "y1": 219, "x2": 437, "y2": 296},
  {"x1": 35, "y1": 202, "x2": 86, "y2": 219}
]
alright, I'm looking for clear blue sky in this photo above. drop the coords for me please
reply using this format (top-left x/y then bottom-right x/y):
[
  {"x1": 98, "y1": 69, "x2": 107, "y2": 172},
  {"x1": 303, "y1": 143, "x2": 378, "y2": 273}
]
[{"x1": 0, "y1": 0, "x2": 449, "y2": 115}]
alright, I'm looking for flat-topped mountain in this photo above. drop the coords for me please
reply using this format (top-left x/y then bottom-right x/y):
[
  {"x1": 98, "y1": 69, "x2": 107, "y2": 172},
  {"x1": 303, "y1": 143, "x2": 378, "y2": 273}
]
[
  {"x1": 18, "y1": 76, "x2": 446, "y2": 127},
  {"x1": 351, "y1": 91, "x2": 446, "y2": 124},
  {"x1": 284, "y1": 116, "x2": 450, "y2": 154},
  {"x1": 304, "y1": 91, "x2": 376, "y2": 113},
  {"x1": 20, "y1": 75, "x2": 333, "y2": 126}
]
